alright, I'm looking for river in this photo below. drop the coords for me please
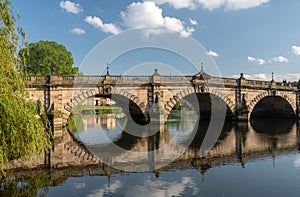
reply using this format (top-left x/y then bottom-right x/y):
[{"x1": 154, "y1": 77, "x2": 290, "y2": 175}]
[{"x1": 1, "y1": 112, "x2": 300, "y2": 196}]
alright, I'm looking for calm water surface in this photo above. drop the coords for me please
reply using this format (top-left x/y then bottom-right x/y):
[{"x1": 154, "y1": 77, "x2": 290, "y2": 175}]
[{"x1": 1, "y1": 113, "x2": 300, "y2": 197}]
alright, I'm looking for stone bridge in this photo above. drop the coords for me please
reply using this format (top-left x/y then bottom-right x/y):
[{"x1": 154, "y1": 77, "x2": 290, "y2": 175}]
[{"x1": 24, "y1": 69, "x2": 300, "y2": 137}]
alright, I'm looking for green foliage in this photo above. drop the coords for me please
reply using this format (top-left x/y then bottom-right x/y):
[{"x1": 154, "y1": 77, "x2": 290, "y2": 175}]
[
  {"x1": 0, "y1": 0, "x2": 51, "y2": 171},
  {"x1": 94, "y1": 105, "x2": 123, "y2": 114},
  {"x1": 71, "y1": 103, "x2": 123, "y2": 115},
  {"x1": 173, "y1": 102, "x2": 181, "y2": 110},
  {"x1": 67, "y1": 114, "x2": 85, "y2": 134},
  {"x1": 19, "y1": 40, "x2": 79, "y2": 76},
  {"x1": 172, "y1": 100, "x2": 194, "y2": 111},
  {"x1": 167, "y1": 111, "x2": 181, "y2": 120},
  {"x1": 0, "y1": 170, "x2": 68, "y2": 197}
]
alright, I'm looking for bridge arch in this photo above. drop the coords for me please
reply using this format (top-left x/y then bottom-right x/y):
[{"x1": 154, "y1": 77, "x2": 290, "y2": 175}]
[
  {"x1": 164, "y1": 90, "x2": 235, "y2": 120},
  {"x1": 164, "y1": 89, "x2": 194, "y2": 114},
  {"x1": 248, "y1": 91, "x2": 297, "y2": 118},
  {"x1": 62, "y1": 87, "x2": 146, "y2": 125}
]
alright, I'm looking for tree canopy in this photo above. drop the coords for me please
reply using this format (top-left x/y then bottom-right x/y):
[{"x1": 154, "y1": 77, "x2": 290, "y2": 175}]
[
  {"x1": 19, "y1": 40, "x2": 79, "y2": 76},
  {"x1": 0, "y1": 0, "x2": 51, "y2": 170}
]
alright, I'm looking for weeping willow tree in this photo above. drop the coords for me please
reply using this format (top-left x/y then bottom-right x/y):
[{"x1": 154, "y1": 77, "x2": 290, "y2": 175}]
[{"x1": 0, "y1": 0, "x2": 51, "y2": 170}]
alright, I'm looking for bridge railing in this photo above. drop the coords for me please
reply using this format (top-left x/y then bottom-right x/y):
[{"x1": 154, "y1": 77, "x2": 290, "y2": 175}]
[
  {"x1": 244, "y1": 79, "x2": 298, "y2": 89},
  {"x1": 246, "y1": 80, "x2": 272, "y2": 86},
  {"x1": 74, "y1": 76, "x2": 106, "y2": 81},
  {"x1": 118, "y1": 76, "x2": 152, "y2": 81},
  {"x1": 23, "y1": 75, "x2": 299, "y2": 90},
  {"x1": 62, "y1": 76, "x2": 75, "y2": 81},
  {"x1": 201, "y1": 77, "x2": 237, "y2": 86},
  {"x1": 160, "y1": 76, "x2": 194, "y2": 81},
  {"x1": 23, "y1": 76, "x2": 47, "y2": 84}
]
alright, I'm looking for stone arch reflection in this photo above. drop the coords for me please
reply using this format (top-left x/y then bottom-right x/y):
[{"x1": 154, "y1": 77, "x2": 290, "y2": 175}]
[
  {"x1": 66, "y1": 111, "x2": 299, "y2": 173},
  {"x1": 250, "y1": 119, "x2": 295, "y2": 135}
]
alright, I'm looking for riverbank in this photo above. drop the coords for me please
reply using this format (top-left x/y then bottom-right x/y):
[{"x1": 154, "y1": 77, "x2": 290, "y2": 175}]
[{"x1": 72, "y1": 105, "x2": 123, "y2": 115}]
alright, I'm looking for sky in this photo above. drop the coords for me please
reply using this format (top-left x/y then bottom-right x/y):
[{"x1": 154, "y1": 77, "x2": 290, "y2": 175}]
[{"x1": 11, "y1": 0, "x2": 300, "y2": 81}]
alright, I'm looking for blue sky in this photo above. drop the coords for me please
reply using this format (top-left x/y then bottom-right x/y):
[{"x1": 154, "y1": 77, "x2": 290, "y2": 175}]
[{"x1": 12, "y1": 0, "x2": 300, "y2": 81}]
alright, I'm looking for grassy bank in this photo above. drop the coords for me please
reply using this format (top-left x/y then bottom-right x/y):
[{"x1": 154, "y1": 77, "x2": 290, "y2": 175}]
[{"x1": 72, "y1": 104, "x2": 123, "y2": 115}]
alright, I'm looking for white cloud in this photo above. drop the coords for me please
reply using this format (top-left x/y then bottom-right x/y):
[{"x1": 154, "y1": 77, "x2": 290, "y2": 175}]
[
  {"x1": 88, "y1": 181, "x2": 121, "y2": 197},
  {"x1": 150, "y1": 0, "x2": 197, "y2": 10},
  {"x1": 151, "y1": 0, "x2": 269, "y2": 11},
  {"x1": 85, "y1": 16, "x2": 121, "y2": 35},
  {"x1": 256, "y1": 58, "x2": 266, "y2": 65},
  {"x1": 207, "y1": 50, "x2": 219, "y2": 57},
  {"x1": 189, "y1": 18, "x2": 198, "y2": 25},
  {"x1": 121, "y1": 1, "x2": 194, "y2": 37},
  {"x1": 121, "y1": 2, "x2": 164, "y2": 28},
  {"x1": 248, "y1": 55, "x2": 291, "y2": 65},
  {"x1": 247, "y1": 56, "x2": 256, "y2": 62},
  {"x1": 225, "y1": 0, "x2": 269, "y2": 11},
  {"x1": 59, "y1": 1, "x2": 83, "y2": 14},
  {"x1": 291, "y1": 45, "x2": 300, "y2": 56},
  {"x1": 294, "y1": 156, "x2": 300, "y2": 169},
  {"x1": 73, "y1": 182, "x2": 86, "y2": 189},
  {"x1": 180, "y1": 27, "x2": 195, "y2": 37},
  {"x1": 70, "y1": 27, "x2": 85, "y2": 35},
  {"x1": 231, "y1": 73, "x2": 300, "y2": 82},
  {"x1": 124, "y1": 177, "x2": 200, "y2": 197},
  {"x1": 197, "y1": 0, "x2": 225, "y2": 11},
  {"x1": 283, "y1": 73, "x2": 300, "y2": 82},
  {"x1": 247, "y1": 56, "x2": 266, "y2": 65},
  {"x1": 253, "y1": 73, "x2": 268, "y2": 80},
  {"x1": 271, "y1": 56, "x2": 289, "y2": 63}
]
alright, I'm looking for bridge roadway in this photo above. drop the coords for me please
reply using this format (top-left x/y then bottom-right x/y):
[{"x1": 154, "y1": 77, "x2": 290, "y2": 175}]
[{"x1": 24, "y1": 69, "x2": 300, "y2": 137}]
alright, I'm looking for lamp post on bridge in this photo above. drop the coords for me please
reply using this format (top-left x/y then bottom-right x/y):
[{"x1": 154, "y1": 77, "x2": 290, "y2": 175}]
[
  {"x1": 271, "y1": 72, "x2": 275, "y2": 86},
  {"x1": 297, "y1": 79, "x2": 300, "y2": 121},
  {"x1": 106, "y1": 63, "x2": 110, "y2": 75}
]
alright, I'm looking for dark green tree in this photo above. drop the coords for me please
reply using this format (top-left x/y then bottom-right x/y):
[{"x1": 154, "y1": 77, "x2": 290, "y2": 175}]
[
  {"x1": 19, "y1": 40, "x2": 79, "y2": 76},
  {"x1": 0, "y1": 0, "x2": 51, "y2": 171}
]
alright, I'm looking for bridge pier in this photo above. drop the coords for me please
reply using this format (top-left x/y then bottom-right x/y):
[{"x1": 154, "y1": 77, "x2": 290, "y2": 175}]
[
  {"x1": 297, "y1": 88, "x2": 300, "y2": 120},
  {"x1": 236, "y1": 113, "x2": 249, "y2": 122},
  {"x1": 52, "y1": 87, "x2": 64, "y2": 138},
  {"x1": 235, "y1": 73, "x2": 250, "y2": 121}
]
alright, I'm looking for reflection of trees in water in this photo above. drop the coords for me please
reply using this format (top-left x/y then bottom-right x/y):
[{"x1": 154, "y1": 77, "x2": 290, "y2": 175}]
[
  {"x1": 67, "y1": 114, "x2": 85, "y2": 134},
  {"x1": 0, "y1": 164, "x2": 119, "y2": 197},
  {"x1": 0, "y1": 170, "x2": 67, "y2": 197},
  {"x1": 68, "y1": 114, "x2": 128, "y2": 135}
]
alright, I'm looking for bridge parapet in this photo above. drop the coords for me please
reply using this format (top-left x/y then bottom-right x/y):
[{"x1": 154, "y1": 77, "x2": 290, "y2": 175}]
[
  {"x1": 23, "y1": 75, "x2": 298, "y2": 91},
  {"x1": 244, "y1": 80, "x2": 298, "y2": 90},
  {"x1": 24, "y1": 76, "x2": 47, "y2": 85}
]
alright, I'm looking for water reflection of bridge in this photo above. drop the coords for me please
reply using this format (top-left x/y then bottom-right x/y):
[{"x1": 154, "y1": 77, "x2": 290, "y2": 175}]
[
  {"x1": 5, "y1": 111, "x2": 300, "y2": 172},
  {"x1": 85, "y1": 119, "x2": 299, "y2": 171},
  {"x1": 84, "y1": 114, "x2": 117, "y2": 130},
  {"x1": 4, "y1": 120, "x2": 300, "y2": 190},
  {"x1": 14, "y1": 118, "x2": 300, "y2": 170}
]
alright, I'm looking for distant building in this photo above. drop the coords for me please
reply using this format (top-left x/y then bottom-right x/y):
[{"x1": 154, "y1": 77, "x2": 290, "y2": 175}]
[{"x1": 94, "y1": 97, "x2": 116, "y2": 106}]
